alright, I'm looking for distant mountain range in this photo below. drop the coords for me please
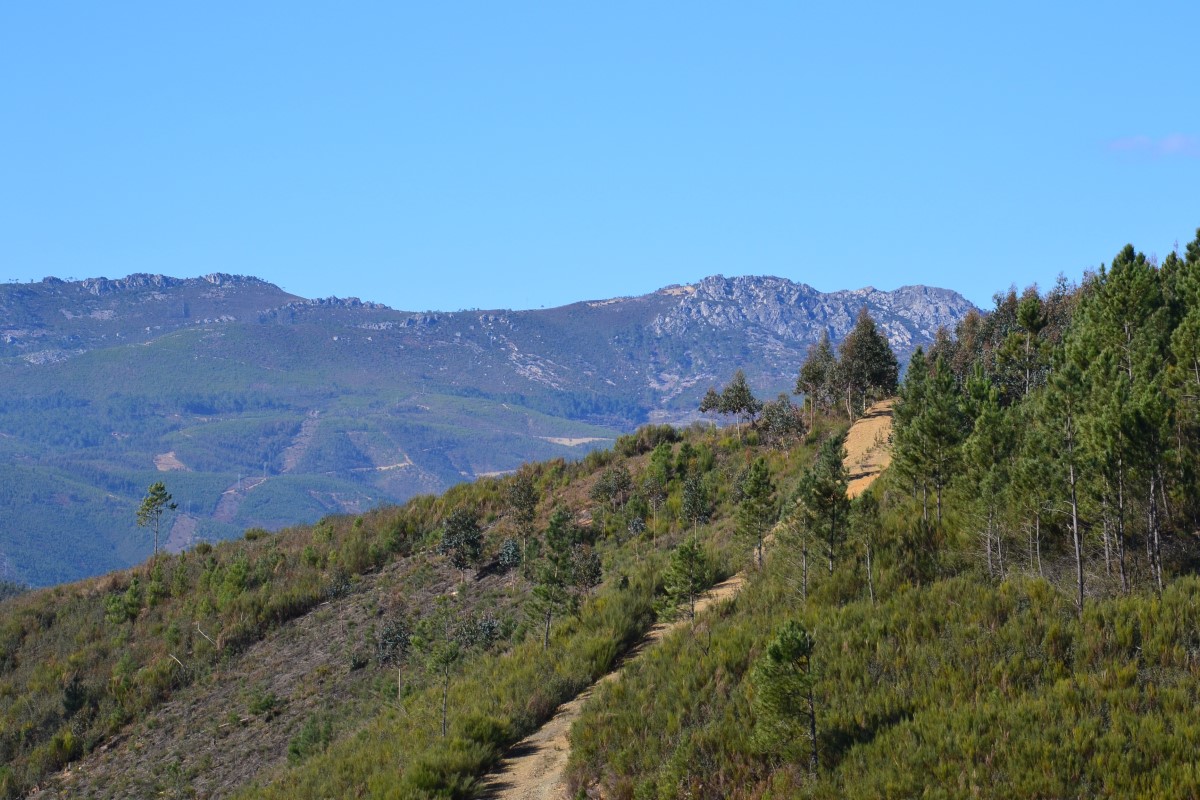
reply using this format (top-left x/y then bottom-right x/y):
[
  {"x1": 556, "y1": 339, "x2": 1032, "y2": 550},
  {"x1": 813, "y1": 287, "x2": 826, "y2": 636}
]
[{"x1": 0, "y1": 272, "x2": 974, "y2": 585}]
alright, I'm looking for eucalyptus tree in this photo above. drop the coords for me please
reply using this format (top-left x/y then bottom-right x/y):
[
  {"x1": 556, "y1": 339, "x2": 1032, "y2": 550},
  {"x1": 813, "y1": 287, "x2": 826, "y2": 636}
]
[
  {"x1": 796, "y1": 330, "x2": 838, "y2": 425},
  {"x1": 507, "y1": 468, "x2": 539, "y2": 568},
  {"x1": 437, "y1": 508, "x2": 483, "y2": 582},
  {"x1": 836, "y1": 307, "x2": 899, "y2": 420}
]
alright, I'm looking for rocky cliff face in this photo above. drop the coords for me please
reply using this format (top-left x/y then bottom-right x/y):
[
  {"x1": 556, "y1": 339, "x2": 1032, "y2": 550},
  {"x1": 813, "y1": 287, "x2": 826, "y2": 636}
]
[{"x1": 652, "y1": 275, "x2": 973, "y2": 354}]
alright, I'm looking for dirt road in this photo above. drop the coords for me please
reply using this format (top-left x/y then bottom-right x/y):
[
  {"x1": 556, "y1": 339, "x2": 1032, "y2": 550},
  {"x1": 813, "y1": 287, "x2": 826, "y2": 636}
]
[{"x1": 477, "y1": 400, "x2": 895, "y2": 799}]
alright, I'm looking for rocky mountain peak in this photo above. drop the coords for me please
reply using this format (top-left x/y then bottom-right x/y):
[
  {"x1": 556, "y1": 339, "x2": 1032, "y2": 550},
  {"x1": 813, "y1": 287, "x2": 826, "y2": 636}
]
[{"x1": 650, "y1": 274, "x2": 974, "y2": 356}]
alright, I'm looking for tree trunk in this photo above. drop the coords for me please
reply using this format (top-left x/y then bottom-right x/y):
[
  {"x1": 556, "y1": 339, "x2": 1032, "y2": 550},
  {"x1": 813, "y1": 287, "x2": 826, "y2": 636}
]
[
  {"x1": 1117, "y1": 471, "x2": 1128, "y2": 594},
  {"x1": 865, "y1": 536, "x2": 875, "y2": 605},
  {"x1": 1101, "y1": 496, "x2": 1112, "y2": 577},
  {"x1": 826, "y1": 506, "x2": 835, "y2": 577},
  {"x1": 806, "y1": 679, "x2": 819, "y2": 776},
  {"x1": 1069, "y1": 455, "x2": 1084, "y2": 619},
  {"x1": 985, "y1": 524, "x2": 993, "y2": 578},
  {"x1": 1035, "y1": 512, "x2": 1043, "y2": 578},
  {"x1": 441, "y1": 671, "x2": 449, "y2": 737},
  {"x1": 1149, "y1": 474, "x2": 1164, "y2": 595},
  {"x1": 801, "y1": 534, "x2": 808, "y2": 604},
  {"x1": 543, "y1": 609, "x2": 552, "y2": 650}
]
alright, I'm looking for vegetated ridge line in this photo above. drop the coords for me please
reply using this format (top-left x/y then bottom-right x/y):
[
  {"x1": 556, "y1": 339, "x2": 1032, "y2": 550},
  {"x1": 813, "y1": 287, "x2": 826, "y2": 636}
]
[{"x1": 477, "y1": 399, "x2": 896, "y2": 799}]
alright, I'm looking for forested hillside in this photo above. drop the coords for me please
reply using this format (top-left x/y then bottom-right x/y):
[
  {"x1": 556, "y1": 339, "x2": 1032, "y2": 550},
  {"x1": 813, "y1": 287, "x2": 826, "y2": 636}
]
[
  {"x1": 566, "y1": 232, "x2": 1200, "y2": 798},
  {"x1": 2, "y1": 230, "x2": 1198, "y2": 799}
]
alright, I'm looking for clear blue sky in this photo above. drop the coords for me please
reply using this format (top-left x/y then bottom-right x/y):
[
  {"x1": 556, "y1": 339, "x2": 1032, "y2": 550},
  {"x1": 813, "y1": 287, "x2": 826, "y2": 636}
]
[{"x1": 2, "y1": 2, "x2": 1198, "y2": 311}]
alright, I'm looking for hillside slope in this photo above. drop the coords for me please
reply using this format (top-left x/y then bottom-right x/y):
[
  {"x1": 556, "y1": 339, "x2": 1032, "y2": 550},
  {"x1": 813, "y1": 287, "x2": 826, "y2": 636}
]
[
  {"x1": 5, "y1": 418, "x2": 814, "y2": 799},
  {"x1": 477, "y1": 400, "x2": 894, "y2": 799}
]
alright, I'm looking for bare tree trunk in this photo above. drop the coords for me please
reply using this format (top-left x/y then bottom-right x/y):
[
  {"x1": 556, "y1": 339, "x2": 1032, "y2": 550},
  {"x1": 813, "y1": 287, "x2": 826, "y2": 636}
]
[
  {"x1": 985, "y1": 525, "x2": 994, "y2": 578},
  {"x1": 801, "y1": 533, "x2": 809, "y2": 604},
  {"x1": 1069, "y1": 456, "x2": 1084, "y2": 619},
  {"x1": 1117, "y1": 472, "x2": 1129, "y2": 594},
  {"x1": 827, "y1": 507, "x2": 836, "y2": 576},
  {"x1": 1026, "y1": 522, "x2": 1034, "y2": 573},
  {"x1": 921, "y1": 483, "x2": 929, "y2": 524},
  {"x1": 865, "y1": 535, "x2": 875, "y2": 605},
  {"x1": 1150, "y1": 474, "x2": 1164, "y2": 595},
  {"x1": 1035, "y1": 512, "x2": 1043, "y2": 578},
  {"x1": 1101, "y1": 496, "x2": 1112, "y2": 577},
  {"x1": 807, "y1": 679, "x2": 819, "y2": 776},
  {"x1": 543, "y1": 609, "x2": 552, "y2": 650},
  {"x1": 995, "y1": 513, "x2": 1004, "y2": 577},
  {"x1": 442, "y1": 671, "x2": 449, "y2": 737}
]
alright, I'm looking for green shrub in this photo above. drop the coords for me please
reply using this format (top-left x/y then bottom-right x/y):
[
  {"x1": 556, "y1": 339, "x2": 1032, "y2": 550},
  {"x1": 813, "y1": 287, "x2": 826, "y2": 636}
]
[{"x1": 287, "y1": 714, "x2": 333, "y2": 764}]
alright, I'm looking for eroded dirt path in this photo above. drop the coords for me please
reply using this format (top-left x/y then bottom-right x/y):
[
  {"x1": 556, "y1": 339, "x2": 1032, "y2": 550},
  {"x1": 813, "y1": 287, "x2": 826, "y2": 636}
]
[
  {"x1": 477, "y1": 400, "x2": 896, "y2": 799},
  {"x1": 846, "y1": 399, "x2": 894, "y2": 499}
]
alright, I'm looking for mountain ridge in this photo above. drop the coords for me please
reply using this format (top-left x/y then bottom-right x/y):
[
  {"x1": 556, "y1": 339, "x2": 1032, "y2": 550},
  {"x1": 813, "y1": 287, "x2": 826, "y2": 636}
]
[{"x1": 0, "y1": 272, "x2": 974, "y2": 586}]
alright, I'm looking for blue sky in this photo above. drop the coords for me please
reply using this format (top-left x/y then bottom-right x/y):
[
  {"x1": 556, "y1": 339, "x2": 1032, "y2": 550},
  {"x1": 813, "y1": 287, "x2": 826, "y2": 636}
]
[{"x1": 2, "y1": 2, "x2": 1198, "y2": 311}]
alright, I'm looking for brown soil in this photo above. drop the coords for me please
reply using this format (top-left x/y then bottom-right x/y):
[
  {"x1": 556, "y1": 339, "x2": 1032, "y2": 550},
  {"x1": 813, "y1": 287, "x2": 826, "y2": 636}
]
[
  {"x1": 30, "y1": 554, "x2": 516, "y2": 799},
  {"x1": 478, "y1": 401, "x2": 896, "y2": 799},
  {"x1": 165, "y1": 514, "x2": 199, "y2": 554},
  {"x1": 154, "y1": 451, "x2": 189, "y2": 472},
  {"x1": 845, "y1": 399, "x2": 894, "y2": 499}
]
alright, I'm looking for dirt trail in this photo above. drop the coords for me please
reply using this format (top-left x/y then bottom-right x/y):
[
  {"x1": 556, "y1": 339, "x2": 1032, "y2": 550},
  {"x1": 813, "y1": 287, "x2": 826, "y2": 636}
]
[
  {"x1": 477, "y1": 400, "x2": 896, "y2": 799},
  {"x1": 845, "y1": 399, "x2": 894, "y2": 499}
]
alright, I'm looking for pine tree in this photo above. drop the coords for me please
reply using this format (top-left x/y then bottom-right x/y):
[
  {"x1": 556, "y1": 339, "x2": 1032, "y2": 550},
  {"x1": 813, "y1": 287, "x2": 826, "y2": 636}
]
[
  {"x1": 850, "y1": 492, "x2": 880, "y2": 604},
  {"x1": 751, "y1": 620, "x2": 819, "y2": 775},
  {"x1": 1042, "y1": 357, "x2": 1088, "y2": 618},
  {"x1": 919, "y1": 357, "x2": 968, "y2": 526},
  {"x1": 795, "y1": 433, "x2": 850, "y2": 574},
  {"x1": 737, "y1": 457, "x2": 776, "y2": 569},
  {"x1": 664, "y1": 537, "x2": 713, "y2": 620},
  {"x1": 893, "y1": 348, "x2": 932, "y2": 521},
  {"x1": 136, "y1": 482, "x2": 177, "y2": 566},
  {"x1": 962, "y1": 368, "x2": 1016, "y2": 577},
  {"x1": 1011, "y1": 402, "x2": 1056, "y2": 577},
  {"x1": 1167, "y1": 242, "x2": 1200, "y2": 527},
  {"x1": 680, "y1": 475, "x2": 711, "y2": 535},
  {"x1": 533, "y1": 509, "x2": 572, "y2": 649}
]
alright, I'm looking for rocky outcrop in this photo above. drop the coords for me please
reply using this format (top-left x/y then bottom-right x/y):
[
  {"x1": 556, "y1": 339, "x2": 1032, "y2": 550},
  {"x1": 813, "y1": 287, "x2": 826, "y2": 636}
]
[{"x1": 651, "y1": 275, "x2": 974, "y2": 353}]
